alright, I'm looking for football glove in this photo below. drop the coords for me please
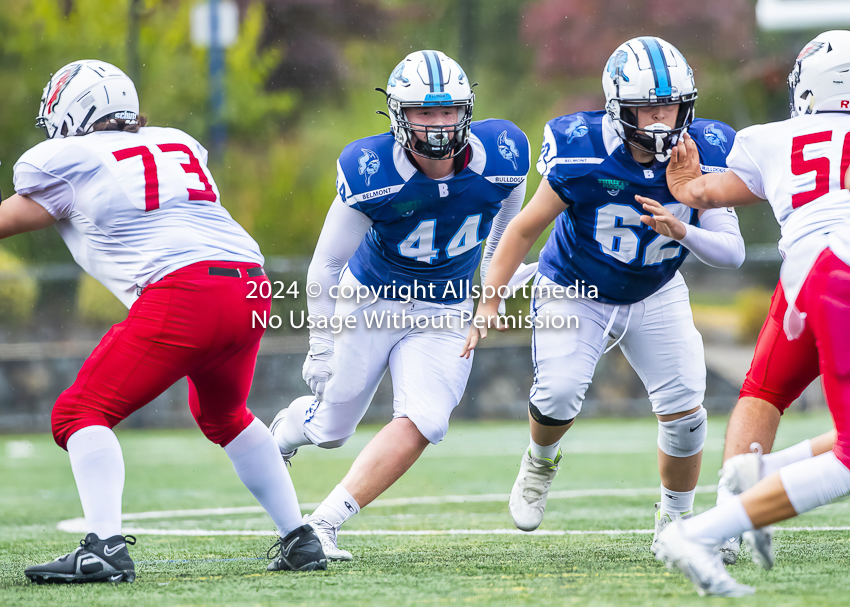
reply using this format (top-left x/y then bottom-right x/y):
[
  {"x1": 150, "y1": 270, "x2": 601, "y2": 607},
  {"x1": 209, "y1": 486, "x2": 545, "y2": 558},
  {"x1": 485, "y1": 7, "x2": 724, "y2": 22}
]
[
  {"x1": 497, "y1": 262, "x2": 539, "y2": 315},
  {"x1": 302, "y1": 339, "x2": 334, "y2": 401}
]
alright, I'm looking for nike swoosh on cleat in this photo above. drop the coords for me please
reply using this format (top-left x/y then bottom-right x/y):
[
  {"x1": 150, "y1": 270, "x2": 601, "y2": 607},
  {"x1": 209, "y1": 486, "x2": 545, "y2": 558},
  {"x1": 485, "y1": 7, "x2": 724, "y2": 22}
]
[
  {"x1": 103, "y1": 543, "x2": 125, "y2": 557},
  {"x1": 108, "y1": 574, "x2": 124, "y2": 582},
  {"x1": 281, "y1": 537, "x2": 299, "y2": 557},
  {"x1": 689, "y1": 420, "x2": 705, "y2": 432}
]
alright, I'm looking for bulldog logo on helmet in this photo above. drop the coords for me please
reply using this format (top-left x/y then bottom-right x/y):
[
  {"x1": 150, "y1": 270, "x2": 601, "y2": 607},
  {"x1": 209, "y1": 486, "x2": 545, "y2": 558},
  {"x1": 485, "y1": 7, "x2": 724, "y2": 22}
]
[
  {"x1": 388, "y1": 62, "x2": 409, "y2": 88},
  {"x1": 606, "y1": 50, "x2": 630, "y2": 85}
]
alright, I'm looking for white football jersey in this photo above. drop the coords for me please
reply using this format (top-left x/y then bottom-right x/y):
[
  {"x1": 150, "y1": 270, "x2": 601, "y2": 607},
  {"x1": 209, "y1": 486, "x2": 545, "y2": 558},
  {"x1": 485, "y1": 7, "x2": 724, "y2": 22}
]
[
  {"x1": 14, "y1": 127, "x2": 263, "y2": 308},
  {"x1": 727, "y1": 112, "x2": 850, "y2": 336}
]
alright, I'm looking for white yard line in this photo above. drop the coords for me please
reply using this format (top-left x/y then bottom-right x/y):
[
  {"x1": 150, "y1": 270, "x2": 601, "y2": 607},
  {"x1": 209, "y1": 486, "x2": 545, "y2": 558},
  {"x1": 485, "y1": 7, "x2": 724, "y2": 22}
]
[
  {"x1": 55, "y1": 484, "x2": 850, "y2": 537},
  {"x1": 55, "y1": 523, "x2": 850, "y2": 537},
  {"x1": 62, "y1": 484, "x2": 721, "y2": 525}
]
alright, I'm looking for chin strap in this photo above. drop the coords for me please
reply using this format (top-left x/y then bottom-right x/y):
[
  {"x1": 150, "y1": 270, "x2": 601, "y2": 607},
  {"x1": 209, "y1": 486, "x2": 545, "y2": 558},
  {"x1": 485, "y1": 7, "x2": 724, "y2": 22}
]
[
  {"x1": 412, "y1": 136, "x2": 461, "y2": 160},
  {"x1": 629, "y1": 122, "x2": 679, "y2": 162}
]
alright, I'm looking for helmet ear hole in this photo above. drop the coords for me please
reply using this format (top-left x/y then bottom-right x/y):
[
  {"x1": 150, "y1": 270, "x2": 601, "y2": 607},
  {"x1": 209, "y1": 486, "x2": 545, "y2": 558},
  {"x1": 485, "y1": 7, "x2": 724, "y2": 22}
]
[
  {"x1": 621, "y1": 107, "x2": 637, "y2": 127},
  {"x1": 60, "y1": 122, "x2": 69, "y2": 137}
]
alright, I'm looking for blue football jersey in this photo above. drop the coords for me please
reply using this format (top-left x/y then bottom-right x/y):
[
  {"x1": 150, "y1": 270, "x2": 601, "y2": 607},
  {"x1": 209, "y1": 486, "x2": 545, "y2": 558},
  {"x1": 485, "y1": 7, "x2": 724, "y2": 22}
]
[
  {"x1": 537, "y1": 111, "x2": 736, "y2": 304},
  {"x1": 336, "y1": 119, "x2": 529, "y2": 303}
]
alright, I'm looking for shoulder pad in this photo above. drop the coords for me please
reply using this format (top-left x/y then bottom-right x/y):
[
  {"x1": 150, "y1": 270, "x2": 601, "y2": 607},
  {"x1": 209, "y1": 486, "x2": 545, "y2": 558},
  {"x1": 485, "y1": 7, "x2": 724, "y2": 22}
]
[
  {"x1": 15, "y1": 138, "x2": 75, "y2": 171},
  {"x1": 335, "y1": 133, "x2": 404, "y2": 206},
  {"x1": 537, "y1": 111, "x2": 608, "y2": 180},
  {"x1": 690, "y1": 119, "x2": 736, "y2": 171},
  {"x1": 469, "y1": 119, "x2": 531, "y2": 177}
]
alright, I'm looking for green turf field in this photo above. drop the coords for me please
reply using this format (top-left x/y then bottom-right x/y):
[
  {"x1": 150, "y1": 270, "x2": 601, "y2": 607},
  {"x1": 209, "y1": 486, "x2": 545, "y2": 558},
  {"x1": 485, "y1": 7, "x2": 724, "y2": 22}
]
[{"x1": 2, "y1": 412, "x2": 848, "y2": 606}]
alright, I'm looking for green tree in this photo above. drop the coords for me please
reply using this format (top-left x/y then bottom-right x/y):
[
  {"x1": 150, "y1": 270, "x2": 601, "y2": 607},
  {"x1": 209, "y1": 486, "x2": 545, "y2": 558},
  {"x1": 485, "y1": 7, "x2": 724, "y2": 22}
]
[{"x1": 0, "y1": 0, "x2": 295, "y2": 261}]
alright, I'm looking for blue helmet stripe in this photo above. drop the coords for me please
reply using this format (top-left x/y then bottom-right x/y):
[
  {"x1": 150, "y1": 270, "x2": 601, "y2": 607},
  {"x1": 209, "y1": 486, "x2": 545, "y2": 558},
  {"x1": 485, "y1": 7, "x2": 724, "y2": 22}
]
[
  {"x1": 639, "y1": 37, "x2": 672, "y2": 97},
  {"x1": 422, "y1": 51, "x2": 443, "y2": 93}
]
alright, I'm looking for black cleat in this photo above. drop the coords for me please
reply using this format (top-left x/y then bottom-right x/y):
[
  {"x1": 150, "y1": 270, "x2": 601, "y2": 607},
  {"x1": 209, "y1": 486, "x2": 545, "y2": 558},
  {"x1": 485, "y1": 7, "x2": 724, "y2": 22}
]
[
  {"x1": 266, "y1": 524, "x2": 327, "y2": 572},
  {"x1": 25, "y1": 533, "x2": 136, "y2": 584}
]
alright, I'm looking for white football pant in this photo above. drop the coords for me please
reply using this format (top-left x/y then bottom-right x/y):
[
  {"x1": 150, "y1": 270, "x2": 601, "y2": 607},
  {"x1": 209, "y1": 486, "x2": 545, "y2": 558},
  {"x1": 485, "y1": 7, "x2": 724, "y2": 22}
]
[
  {"x1": 529, "y1": 271, "x2": 706, "y2": 421},
  {"x1": 302, "y1": 269, "x2": 473, "y2": 446}
]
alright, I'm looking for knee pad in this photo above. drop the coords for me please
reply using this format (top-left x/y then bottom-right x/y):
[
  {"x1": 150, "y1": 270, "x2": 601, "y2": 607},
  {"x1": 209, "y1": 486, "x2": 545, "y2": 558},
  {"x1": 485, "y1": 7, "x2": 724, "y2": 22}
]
[
  {"x1": 316, "y1": 436, "x2": 351, "y2": 449},
  {"x1": 399, "y1": 411, "x2": 448, "y2": 445},
  {"x1": 529, "y1": 403, "x2": 575, "y2": 427},
  {"x1": 657, "y1": 406, "x2": 707, "y2": 458}
]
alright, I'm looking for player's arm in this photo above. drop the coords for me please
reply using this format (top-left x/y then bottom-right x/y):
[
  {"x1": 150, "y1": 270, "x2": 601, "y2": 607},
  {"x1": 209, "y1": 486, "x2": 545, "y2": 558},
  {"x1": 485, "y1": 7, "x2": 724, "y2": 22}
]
[
  {"x1": 666, "y1": 133, "x2": 762, "y2": 209},
  {"x1": 638, "y1": 197, "x2": 745, "y2": 269},
  {"x1": 461, "y1": 178, "x2": 565, "y2": 358},
  {"x1": 480, "y1": 179, "x2": 526, "y2": 281},
  {"x1": 0, "y1": 194, "x2": 58, "y2": 238},
  {"x1": 303, "y1": 196, "x2": 372, "y2": 399}
]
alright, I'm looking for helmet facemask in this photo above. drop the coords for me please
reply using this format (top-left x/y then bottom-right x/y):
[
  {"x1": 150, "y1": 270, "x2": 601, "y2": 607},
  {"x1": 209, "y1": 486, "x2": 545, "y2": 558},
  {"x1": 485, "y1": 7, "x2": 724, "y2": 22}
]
[
  {"x1": 614, "y1": 96, "x2": 696, "y2": 161},
  {"x1": 387, "y1": 96, "x2": 474, "y2": 160}
]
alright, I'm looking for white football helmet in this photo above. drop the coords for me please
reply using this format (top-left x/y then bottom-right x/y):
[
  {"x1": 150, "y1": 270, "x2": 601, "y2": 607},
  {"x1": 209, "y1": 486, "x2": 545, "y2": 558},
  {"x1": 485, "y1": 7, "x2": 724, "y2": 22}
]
[
  {"x1": 788, "y1": 30, "x2": 850, "y2": 117},
  {"x1": 602, "y1": 36, "x2": 697, "y2": 162},
  {"x1": 382, "y1": 50, "x2": 474, "y2": 159},
  {"x1": 36, "y1": 60, "x2": 139, "y2": 139}
]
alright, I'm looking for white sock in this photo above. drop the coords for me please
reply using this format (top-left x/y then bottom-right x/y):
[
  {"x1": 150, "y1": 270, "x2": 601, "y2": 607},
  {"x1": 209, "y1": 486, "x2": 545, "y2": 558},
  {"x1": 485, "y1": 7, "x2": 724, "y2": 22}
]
[
  {"x1": 529, "y1": 436, "x2": 560, "y2": 461},
  {"x1": 311, "y1": 484, "x2": 360, "y2": 528},
  {"x1": 660, "y1": 484, "x2": 695, "y2": 515},
  {"x1": 716, "y1": 476, "x2": 735, "y2": 505},
  {"x1": 276, "y1": 395, "x2": 316, "y2": 453},
  {"x1": 762, "y1": 439, "x2": 813, "y2": 478},
  {"x1": 67, "y1": 426, "x2": 125, "y2": 540},
  {"x1": 779, "y1": 451, "x2": 850, "y2": 514},
  {"x1": 681, "y1": 496, "x2": 754, "y2": 545},
  {"x1": 225, "y1": 418, "x2": 303, "y2": 536}
]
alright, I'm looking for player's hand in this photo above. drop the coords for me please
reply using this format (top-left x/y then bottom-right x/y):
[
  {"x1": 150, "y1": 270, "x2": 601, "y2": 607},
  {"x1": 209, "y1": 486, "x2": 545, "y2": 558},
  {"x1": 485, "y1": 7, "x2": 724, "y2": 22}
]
[
  {"x1": 461, "y1": 302, "x2": 503, "y2": 359},
  {"x1": 637, "y1": 196, "x2": 687, "y2": 240},
  {"x1": 667, "y1": 132, "x2": 702, "y2": 203},
  {"x1": 302, "y1": 340, "x2": 334, "y2": 401}
]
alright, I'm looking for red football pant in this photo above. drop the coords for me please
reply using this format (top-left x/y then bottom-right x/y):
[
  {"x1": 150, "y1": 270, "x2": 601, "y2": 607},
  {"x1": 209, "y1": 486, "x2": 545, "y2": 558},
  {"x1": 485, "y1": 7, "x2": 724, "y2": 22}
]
[
  {"x1": 740, "y1": 280, "x2": 820, "y2": 412},
  {"x1": 796, "y1": 248, "x2": 850, "y2": 469},
  {"x1": 52, "y1": 261, "x2": 271, "y2": 450}
]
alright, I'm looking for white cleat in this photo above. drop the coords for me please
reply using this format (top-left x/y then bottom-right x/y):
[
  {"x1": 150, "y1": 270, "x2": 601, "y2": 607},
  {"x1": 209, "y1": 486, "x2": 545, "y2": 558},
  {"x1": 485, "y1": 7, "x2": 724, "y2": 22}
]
[
  {"x1": 655, "y1": 520, "x2": 755, "y2": 598},
  {"x1": 743, "y1": 527, "x2": 775, "y2": 571},
  {"x1": 269, "y1": 407, "x2": 298, "y2": 463},
  {"x1": 509, "y1": 449, "x2": 561, "y2": 532},
  {"x1": 719, "y1": 446, "x2": 774, "y2": 570},
  {"x1": 304, "y1": 516, "x2": 352, "y2": 561},
  {"x1": 719, "y1": 535, "x2": 741, "y2": 565},
  {"x1": 651, "y1": 503, "x2": 693, "y2": 555}
]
